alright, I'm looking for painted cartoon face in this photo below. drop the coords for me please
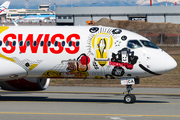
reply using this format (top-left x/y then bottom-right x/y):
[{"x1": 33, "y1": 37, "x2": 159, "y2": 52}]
[
  {"x1": 67, "y1": 62, "x2": 76, "y2": 71},
  {"x1": 121, "y1": 51, "x2": 128, "y2": 63},
  {"x1": 112, "y1": 67, "x2": 125, "y2": 76},
  {"x1": 112, "y1": 29, "x2": 122, "y2": 34},
  {"x1": 115, "y1": 69, "x2": 123, "y2": 75},
  {"x1": 67, "y1": 54, "x2": 91, "y2": 72},
  {"x1": 67, "y1": 62, "x2": 91, "y2": 71},
  {"x1": 89, "y1": 27, "x2": 99, "y2": 33},
  {"x1": 121, "y1": 35, "x2": 127, "y2": 41}
]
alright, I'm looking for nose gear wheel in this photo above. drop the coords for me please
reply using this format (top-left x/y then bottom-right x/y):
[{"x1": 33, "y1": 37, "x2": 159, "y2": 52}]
[{"x1": 123, "y1": 85, "x2": 136, "y2": 103}]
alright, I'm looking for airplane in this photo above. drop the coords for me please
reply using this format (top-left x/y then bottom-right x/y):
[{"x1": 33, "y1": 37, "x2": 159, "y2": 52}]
[
  {"x1": 0, "y1": 1, "x2": 10, "y2": 15},
  {"x1": 0, "y1": 26, "x2": 177, "y2": 103},
  {"x1": 23, "y1": 15, "x2": 55, "y2": 21}
]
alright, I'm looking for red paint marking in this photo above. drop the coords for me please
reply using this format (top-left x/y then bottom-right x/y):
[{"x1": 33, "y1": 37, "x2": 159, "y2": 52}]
[
  {"x1": 109, "y1": 61, "x2": 133, "y2": 69},
  {"x1": 2, "y1": 34, "x2": 16, "y2": 53},
  {"x1": 65, "y1": 34, "x2": 80, "y2": 54},
  {"x1": 2, "y1": 33, "x2": 80, "y2": 54},
  {"x1": 50, "y1": 34, "x2": 64, "y2": 54},
  {"x1": 0, "y1": 8, "x2": 7, "y2": 13},
  {"x1": 18, "y1": 34, "x2": 43, "y2": 53},
  {"x1": 80, "y1": 55, "x2": 90, "y2": 65}
]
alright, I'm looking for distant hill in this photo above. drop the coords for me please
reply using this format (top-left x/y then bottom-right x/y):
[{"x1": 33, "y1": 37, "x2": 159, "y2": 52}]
[{"x1": 137, "y1": 0, "x2": 180, "y2": 6}]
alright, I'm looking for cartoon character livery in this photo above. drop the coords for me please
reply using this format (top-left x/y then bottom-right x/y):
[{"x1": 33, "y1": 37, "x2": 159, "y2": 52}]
[{"x1": 0, "y1": 26, "x2": 177, "y2": 103}]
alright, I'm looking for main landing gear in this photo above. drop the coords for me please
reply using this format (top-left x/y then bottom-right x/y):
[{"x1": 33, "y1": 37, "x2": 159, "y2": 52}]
[{"x1": 123, "y1": 85, "x2": 136, "y2": 103}]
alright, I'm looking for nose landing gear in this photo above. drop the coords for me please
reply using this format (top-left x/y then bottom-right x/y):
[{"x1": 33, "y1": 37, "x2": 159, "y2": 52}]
[{"x1": 123, "y1": 85, "x2": 136, "y2": 103}]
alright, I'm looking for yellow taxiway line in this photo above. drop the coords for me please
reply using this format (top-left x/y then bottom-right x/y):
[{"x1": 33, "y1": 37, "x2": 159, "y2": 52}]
[{"x1": 0, "y1": 112, "x2": 179, "y2": 117}]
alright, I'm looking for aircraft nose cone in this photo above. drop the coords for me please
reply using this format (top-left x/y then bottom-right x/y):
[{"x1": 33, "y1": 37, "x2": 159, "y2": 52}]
[{"x1": 165, "y1": 56, "x2": 177, "y2": 72}]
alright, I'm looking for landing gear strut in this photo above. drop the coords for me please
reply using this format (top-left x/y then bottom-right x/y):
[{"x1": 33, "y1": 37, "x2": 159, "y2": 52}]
[{"x1": 123, "y1": 85, "x2": 136, "y2": 103}]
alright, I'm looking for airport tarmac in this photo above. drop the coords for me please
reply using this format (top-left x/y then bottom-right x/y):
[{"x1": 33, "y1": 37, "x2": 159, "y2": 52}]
[{"x1": 0, "y1": 86, "x2": 179, "y2": 120}]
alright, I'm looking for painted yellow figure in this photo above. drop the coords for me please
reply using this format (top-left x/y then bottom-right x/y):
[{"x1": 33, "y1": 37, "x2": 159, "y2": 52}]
[
  {"x1": 92, "y1": 33, "x2": 113, "y2": 67},
  {"x1": 42, "y1": 70, "x2": 63, "y2": 78}
]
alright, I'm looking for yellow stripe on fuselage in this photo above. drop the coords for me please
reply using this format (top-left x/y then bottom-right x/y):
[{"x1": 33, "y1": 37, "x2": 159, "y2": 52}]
[{"x1": 0, "y1": 26, "x2": 9, "y2": 34}]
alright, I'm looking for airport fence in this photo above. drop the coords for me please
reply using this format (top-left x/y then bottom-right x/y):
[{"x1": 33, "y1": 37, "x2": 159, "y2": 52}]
[{"x1": 134, "y1": 30, "x2": 180, "y2": 45}]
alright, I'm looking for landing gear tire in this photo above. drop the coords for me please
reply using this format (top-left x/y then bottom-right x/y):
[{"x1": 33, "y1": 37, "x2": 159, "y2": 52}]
[
  {"x1": 130, "y1": 94, "x2": 136, "y2": 102},
  {"x1": 123, "y1": 85, "x2": 136, "y2": 103},
  {"x1": 124, "y1": 94, "x2": 136, "y2": 103}
]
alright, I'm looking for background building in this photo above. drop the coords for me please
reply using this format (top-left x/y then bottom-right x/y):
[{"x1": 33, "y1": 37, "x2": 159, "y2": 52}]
[
  {"x1": 56, "y1": 6, "x2": 180, "y2": 26},
  {"x1": 6, "y1": 8, "x2": 55, "y2": 20},
  {"x1": 39, "y1": 5, "x2": 50, "y2": 11}
]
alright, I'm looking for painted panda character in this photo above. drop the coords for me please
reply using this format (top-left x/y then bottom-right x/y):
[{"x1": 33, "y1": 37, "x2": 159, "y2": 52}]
[{"x1": 121, "y1": 50, "x2": 128, "y2": 63}]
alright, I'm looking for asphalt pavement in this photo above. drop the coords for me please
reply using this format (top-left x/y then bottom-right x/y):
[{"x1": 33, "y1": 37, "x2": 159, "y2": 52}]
[{"x1": 0, "y1": 86, "x2": 179, "y2": 120}]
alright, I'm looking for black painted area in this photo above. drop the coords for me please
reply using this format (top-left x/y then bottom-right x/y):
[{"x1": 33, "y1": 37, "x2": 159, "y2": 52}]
[{"x1": 139, "y1": 64, "x2": 161, "y2": 76}]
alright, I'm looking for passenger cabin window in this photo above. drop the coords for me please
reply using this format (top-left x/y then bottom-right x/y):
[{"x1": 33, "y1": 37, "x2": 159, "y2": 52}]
[
  {"x1": 12, "y1": 41, "x2": 16, "y2": 46},
  {"x1": 140, "y1": 40, "x2": 159, "y2": 49},
  {"x1": 26, "y1": 41, "x2": 30, "y2": 46},
  {"x1": 68, "y1": 41, "x2": 72, "y2": 47},
  {"x1": 33, "y1": 41, "x2": 37, "y2": 47},
  {"x1": 61, "y1": 41, "x2": 65, "y2": 47},
  {"x1": 47, "y1": 41, "x2": 51, "y2": 47},
  {"x1": 5, "y1": 41, "x2": 9, "y2": 46},
  {"x1": 127, "y1": 40, "x2": 142, "y2": 49},
  {"x1": 0, "y1": 41, "x2": 2, "y2": 46},
  {"x1": 40, "y1": 41, "x2": 44, "y2": 47},
  {"x1": 76, "y1": 41, "x2": 80, "y2": 47},
  {"x1": 54, "y1": 41, "x2": 58, "y2": 47},
  {"x1": 19, "y1": 41, "x2": 23, "y2": 47}
]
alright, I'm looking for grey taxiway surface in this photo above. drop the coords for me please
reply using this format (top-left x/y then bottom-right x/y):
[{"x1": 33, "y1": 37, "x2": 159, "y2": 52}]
[{"x1": 0, "y1": 86, "x2": 179, "y2": 120}]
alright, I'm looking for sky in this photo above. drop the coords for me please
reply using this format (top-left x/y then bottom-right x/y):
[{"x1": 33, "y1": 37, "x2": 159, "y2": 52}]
[
  {"x1": 0, "y1": 0, "x2": 179, "y2": 9},
  {"x1": 0, "y1": 0, "x2": 138, "y2": 9}
]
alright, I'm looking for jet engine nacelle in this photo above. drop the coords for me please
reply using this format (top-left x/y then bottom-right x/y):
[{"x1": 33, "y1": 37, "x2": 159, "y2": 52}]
[{"x1": 0, "y1": 78, "x2": 50, "y2": 91}]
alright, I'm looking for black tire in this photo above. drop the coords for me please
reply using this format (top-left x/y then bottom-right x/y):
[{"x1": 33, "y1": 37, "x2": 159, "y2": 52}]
[
  {"x1": 130, "y1": 94, "x2": 136, "y2": 103},
  {"x1": 124, "y1": 94, "x2": 136, "y2": 103},
  {"x1": 124, "y1": 94, "x2": 133, "y2": 103}
]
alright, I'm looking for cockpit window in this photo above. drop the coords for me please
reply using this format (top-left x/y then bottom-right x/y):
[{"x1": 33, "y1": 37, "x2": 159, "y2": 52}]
[
  {"x1": 127, "y1": 40, "x2": 142, "y2": 49},
  {"x1": 140, "y1": 40, "x2": 159, "y2": 49}
]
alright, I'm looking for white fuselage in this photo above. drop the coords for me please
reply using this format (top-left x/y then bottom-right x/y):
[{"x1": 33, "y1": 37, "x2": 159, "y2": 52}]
[{"x1": 0, "y1": 26, "x2": 177, "y2": 81}]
